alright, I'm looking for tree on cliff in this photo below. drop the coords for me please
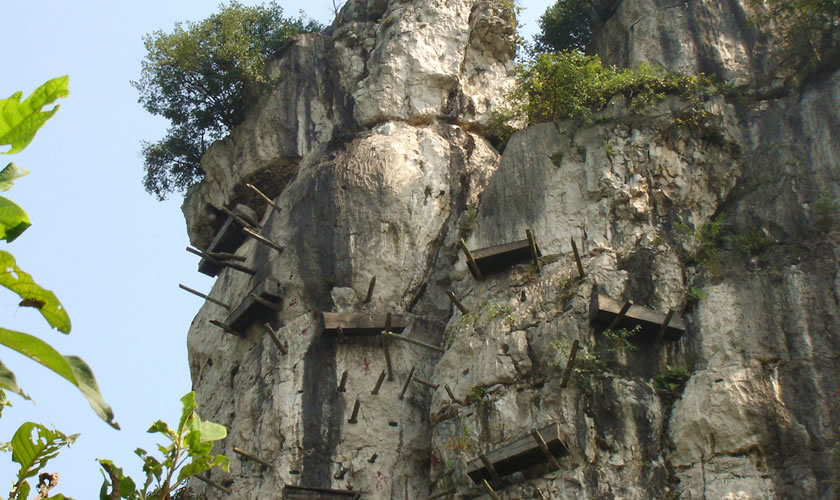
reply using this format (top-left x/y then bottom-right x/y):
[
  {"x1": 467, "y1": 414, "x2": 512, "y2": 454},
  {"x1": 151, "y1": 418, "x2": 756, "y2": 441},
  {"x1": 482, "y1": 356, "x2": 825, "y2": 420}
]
[
  {"x1": 534, "y1": 0, "x2": 597, "y2": 53},
  {"x1": 134, "y1": 1, "x2": 322, "y2": 199}
]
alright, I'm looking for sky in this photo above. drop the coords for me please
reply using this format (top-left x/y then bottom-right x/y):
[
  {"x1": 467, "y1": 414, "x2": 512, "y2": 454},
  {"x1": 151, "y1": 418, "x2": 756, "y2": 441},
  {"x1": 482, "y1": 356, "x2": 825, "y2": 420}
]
[{"x1": 1, "y1": 0, "x2": 552, "y2": 497}]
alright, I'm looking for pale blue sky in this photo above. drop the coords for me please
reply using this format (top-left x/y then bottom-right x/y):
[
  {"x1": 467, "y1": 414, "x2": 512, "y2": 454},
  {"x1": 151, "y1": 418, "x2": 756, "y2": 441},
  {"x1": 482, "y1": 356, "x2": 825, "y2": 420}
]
[{"x1": 1, "y1": 1, "x2": 551, "y2": 497}]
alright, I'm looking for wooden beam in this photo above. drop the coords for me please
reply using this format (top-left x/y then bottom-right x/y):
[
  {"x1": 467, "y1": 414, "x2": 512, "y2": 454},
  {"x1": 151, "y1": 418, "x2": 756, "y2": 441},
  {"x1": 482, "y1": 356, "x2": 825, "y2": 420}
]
[
  {"x1": 446, "y1": 289, "x2": 469, "y2": 314},
  {"x1": 233, "y1": 447, "x2": 273, "y2": 469},
  {"x1": 246, "y1": 183, "x2": 280, "y2": 213},
  {"x1": 399, "y1": 367, "x2": 415, "y2": 400},
  {"x1": 526, "y1": 228, "x2": 541, "y2": 272},
  {"x1": 348, "y1": 399, "x2": 360, "y2": 424},
  {"x1": 482, "y1": 480, "x2": 501, "y2": 500},
  {"x1": 195, "y1": 474, "x2": 231, "y2": 494},
  {"x1": 466, "y1": 423, "x2": 568, "y2": 483},
  {"x1": 283, "y1": 485, "x2": 361, "y2": 499},
  {"x1": 371, "y1": 370, "x2": 386, "y2": 395},
  {"x1": 571, "y1": 238, "x2": 585, "y2": 278},
  {"x1": 209, "y1": 319, "x2": 241, "y2": 337},
  {"x1": 406, "y1": 281, "x2": 427, "y2": 312},
  {"x1": 187, "y1": 246, "x2": 256, "y2": 275},
  {"x1": 249, "y1": 292, "x2": 282, "y2": 312},
  {"x1": 363, "y1": 276, "x2": 376, "y2": 303},
  {"x1": 381, "y1": 337, "x2": 394, "y2": 381},
  {"x1": 459, "y1": 238, "x2": 483, "y2": 280},
  {"x1": 178, "y1": 284, "x2": 231, "y2": 310},
  {"x1": 444, "y1": 384, "x2": 460, "y2": 404},
  {"x1": 412, "y1": 376, "x2": 439, "y2": 390},
  {"x1": 654, "y1": 309, "x2": 676, "y2": 347},
  {"x1": 221, "y1": 205, "x2": 257, "y2": 230},
  {"x1": 590, "y1": 293, "x2": 686, "y2": 340},
  {"x1": 321, "y1": 312, "x2": 407, "y2": 336},
  {"x1": 204, "y1": 250, "x2": 247, "y2": 262},
  {"x1": 337, "y1": 325, "x2": 345, "y2": 344},
  {"x1": 263, "y1": 323, "x2": 287, "y2": 355},
  {"x1": 242, "y1": 227, "x2": 285, "y2": 253},
  {"x1": 530, "y1": 429, "x2": 562, "y2": 470},
  {"x1": 559, "y1": 339, "x2": 580, "y2": 388},
  {"x1": 382, "y1": 331, "x2": 444, "y2": 353}
]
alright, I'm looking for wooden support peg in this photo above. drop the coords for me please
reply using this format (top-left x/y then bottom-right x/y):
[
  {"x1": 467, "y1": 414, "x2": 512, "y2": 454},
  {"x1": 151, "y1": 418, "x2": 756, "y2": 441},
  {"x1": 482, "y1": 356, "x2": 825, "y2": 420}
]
[
  {"x1": 459, "y1": 238, "x2": 483, "y2": 280},
  {"x1": 242, "y1": 227, "x2": 285, "y2": 254},
  {"x1": 571, "y1": 237, "x2": 585, "y2": 279},
  {"x1": 382, "y1": 331, "x2": 444, "y2": 353},
  {"x1": 381, "y1": 338, "x2": 394, "y2": 381},
  {"x1": 444, "y1": 384, "x2": 460, "y2": 404},
  {"x1": 186, "y1": 246, "x2": 256, "y2": 275},
  {"x1": 368, "y1": 453, "x2": 378, "y2": 463},
  {"x1": 246, "y1": 183, "x2": 280, "y2": 213},
  {"x1": 338, "y1": 370, "x2": 348, "y2": 392},
  {"x1": 348, "y1": 399, "x2": 360, "y2": 424},
  {"x1": 654, "y1": 309, "x2": 676, "y2": 347},
  {"x1": 209, "y1": 319, "x2": 240, "y2": 336},
  {"x1": 526, "y1": 228, "x2": 542, "y2": 272},
  {"x1": 424, "y1": 490, "x2": 457, "y2": 500},
  {"x1": 337, "y1": 325, "x2": 345, "y2": 344},
  {"x1": 537, "y1": 488, "x2": 549, "y2": 500},
  {"x1": 371, "y1": 370, "x2": 386, "y2": 395},
  {"x1": 606, "y1": 301, "x2": 633, "y2": 331},
  {"x1": 399, "y1": 367, "x2": 415, "y2": 400},
  {"x1": 221, "y1": 206, "x2": 257, "y2": 230},
  {"x1": 481, "y1": 478, "x2": 501, "y2": 500},
  {"x1": 406, "y1": 282, "x2": 427, "y2": 312},
  {"x1": 195, "y1": 474, "x2": 232, "y2": 494},
  {"x1": 560, "y1": 339, "x2": 580, "y2": 388},
  {"x1": 412, "y1": 376, "x2": 439, "y2": 390},
  {"x1": 383, "y1": 312, "x2": 393, "y2": 335},
  {"x1": 233, "y1": 447, "x2": 273, "y2": 469},
  {"x1": 249, "y1": 292, "x2": 282, "y2": 312},
  {"x1": 179, "y1": 284, "x2": 232, "y2": 310},
  {"x1": 263, "y1": 323, "x2": 287, "y2": 355},
  {"x1": 479, "y1": 453, "x2": 503, "y2": 486},
  {"x1": 204, "y1": 250, "x2": 246, "y2": 262},
  {"x1": 530, "y1": 429, "x2": 562, "y2": 470},
  {"x1": 446, "y1": 289, "x2": 469, "y2": 315},
  {"x1": 364, "y1": 276, "x2": 376, "y2": 303}
]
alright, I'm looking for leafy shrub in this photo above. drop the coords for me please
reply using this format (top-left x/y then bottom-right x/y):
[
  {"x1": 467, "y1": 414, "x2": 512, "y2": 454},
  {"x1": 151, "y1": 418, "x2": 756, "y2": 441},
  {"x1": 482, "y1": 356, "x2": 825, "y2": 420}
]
[
  {"x1": 490, "y1": 51, "x2": 717, "y2": 145},
  {"x1": 654, "y1": 365, "x2": 692, "y2": 398},
  {"x1": 552, "y1": 325, "x2": 641, "y2": 384},
  {"x1": 135, "y1": 1, "x2": 323, "y2": 199}
]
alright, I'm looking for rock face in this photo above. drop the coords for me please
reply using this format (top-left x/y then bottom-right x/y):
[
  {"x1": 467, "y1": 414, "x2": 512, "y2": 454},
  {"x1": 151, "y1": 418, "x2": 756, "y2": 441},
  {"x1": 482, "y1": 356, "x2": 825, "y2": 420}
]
[{"x1": 181, "y1": 0, "x2": 840, "y2": 498}]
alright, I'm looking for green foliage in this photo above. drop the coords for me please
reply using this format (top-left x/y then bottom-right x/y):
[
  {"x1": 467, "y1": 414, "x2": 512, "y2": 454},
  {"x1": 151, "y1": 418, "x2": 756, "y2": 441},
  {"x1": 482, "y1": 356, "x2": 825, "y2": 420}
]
[
  {"x1": 135, "y1": 1, "x2": 323, "y2": 199},
  {"x1": 491, "y1": 51, "x2": 716, "y2": 145},
  {"x1": 0, "y1": 77, "x2": 116, "y2": 428},
  {"x1": 688, "y1": 287, "x2": 708, "y2": 301},
  {"x1": 487, "y1": 303, "x2": 513, "y2": 322},
  {"x1": 729, "y1": 228, "x2": 773, "y2": 256},
  {"x1": 6, "y1": 422, "x2": 77, "y2": 500},
  {"x1": 552, "y1": 326, "x2": 641, "y2": 384},
  {"x1": 99, "y1": 392, "x2": 229, "y2": 500},
  {"x1": 534, "y1": 0, "x2": 595, "y2": 53},
  {"x1": 750, "y1": 0, "x2": 840, "y2": 86},
  {"x1": 654, "y1": 365, "x2": 692, "y2": 398},
  {"x1": 465, "y1": 385, "x2": 488, "y2": 405},
  {"x1": 814, "y1": 189, "x2": 838, "y2": 231},
  {"x1": 675, "y1": 213, "x2": 726, "y2": 275}
]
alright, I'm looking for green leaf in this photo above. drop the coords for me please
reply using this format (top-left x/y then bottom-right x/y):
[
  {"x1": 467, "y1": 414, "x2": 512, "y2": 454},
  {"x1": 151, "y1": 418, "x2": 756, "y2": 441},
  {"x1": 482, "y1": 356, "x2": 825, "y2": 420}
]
[
  {"x1": 0, "y1": 76, "x2": 69, "y2": 155},
  {"x1": 177, "y1": 391, "x2": 197, "y2": 434},
  {"x1": 176, "y1": 454, "x2": 229, "y2": 483},
  {"x1": 0, "y1": 250, "x2": 70, "y2": 332},
  {"x1": 0, "y1": 196, "x2": 31, "y2": 242},
  {"x1": 0, "y1": 328, "x2": 118, "y2": 428},
  {"x1": 99, "y1": 459, "x2": 139, "y2": 500},
  {"x1": 0, "y1": 358, "x2": 28, "y2": 399},
  {"x1": 0, "y1": 163, "x2": 29, "y2": 191},
  {"x1": 197, "y1": 420, "x2": 227, "y2": 443},
  {"x1": 9, "y1": 422, "x2": 77, "y2": 499}
]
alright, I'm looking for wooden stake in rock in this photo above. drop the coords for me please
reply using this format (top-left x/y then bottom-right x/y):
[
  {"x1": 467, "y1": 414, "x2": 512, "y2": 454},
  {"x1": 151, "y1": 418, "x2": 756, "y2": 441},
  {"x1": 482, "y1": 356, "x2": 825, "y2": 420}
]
[
  {"x1": 263, "y1": 323, "x2": 288, "y2": 355},
  {"x1": 406, "y1": 282, "x2": 427, "y2": 312},
  {"x1": 221, "y1": 206, "x2": 257, "y2": 230},
  {"x1": 243, "y1": 227, "x2": 285, "y2": 254},
  {"x1": 196, "y1": 474, "x2": 231, "y2": 494},
  {"x1": 560, "y1": 339, "x2": 580, "y2": 389},
  {"x1": 371, "y1": 370, "x2": 386, "y2": 395},
  {"x1": 481, "y1": 479, "x2": 501, "y2": 500},
  {"x1": 444, "y1": 384, "x2": 460, "y2": 404},
  {"x1": 412, "y1": 376, "x2": 439, "y2": 390},
  {"x1": 233, "y1": 447, "x2": 273, "y2": 469},
  {"x1": 526, "y1": 228, "x2": 541, "y2": 273},
  {"x1": 654, "y1": 309, "x2": 676, "y2": 347},
  {"x1": 338, "y1": 370, "x2": 348, "y2": 392},
  {"x1": 530, "y1": 429, "x2": 562, "y2": 470},
  {"x1": 459, "y1": 238, "x2": 483, "y2": 280},
  {"x1": 382, "y1": 331, "x2": 444, "y2": 353},
  {"x1": 479, "y1": 454, "x2": 503, "y2": 486},
  {"x1": 446, "y1": 289, "x2": 469, "y2": 315},
  {"x1": 398, "y1": 367, "x2": 415, "y2": 400},
  {"x1": 178, "y1": 284, "x2": 231, "y2": 310},
  {"x1": 246, "y1": 183, "x2": 280, "y2": 213},
  {"x1": 186, "y1": 246, "x2": 256, "y2": 275},
  {"x1": 382, "y1": 313, "x2": 394, "y2": 381},
  {"x1": 209, "y1": 319, "x2": 240, "y2": 336},
  {"x1": 606, "y1": 301, "x2": 633, "y2": 331},
  {"x1": 571, "y1": 237, "x2": 585, "y2": 279},
  {"x1": 348, "y1": 399, "x2": 361, "y2": 424},
  {"x1": 364, "y1": 276, "x2": 376, "y2": 303}
]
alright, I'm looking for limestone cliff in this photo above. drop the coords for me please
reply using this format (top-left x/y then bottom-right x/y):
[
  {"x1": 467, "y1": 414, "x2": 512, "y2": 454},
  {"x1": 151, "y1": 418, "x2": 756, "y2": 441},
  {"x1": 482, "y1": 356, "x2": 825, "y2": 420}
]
[{"x1": 181, "y1": 0, "x2": 839, "y2": 498}]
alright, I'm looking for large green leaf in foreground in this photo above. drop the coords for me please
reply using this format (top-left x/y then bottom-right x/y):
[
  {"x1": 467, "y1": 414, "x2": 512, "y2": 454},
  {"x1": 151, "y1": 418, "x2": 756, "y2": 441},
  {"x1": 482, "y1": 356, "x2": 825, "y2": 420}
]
[
  {"x1": 0, "y1": 163, "x2": 29, "y2": 191},
  {"x1": 0, "y1": 197, "x2": 31, "y2": 242},
  {"x1": 0, "y1": 250, "x2": 70, "y2": 333},
  {"x1": 8, "y1": 422, "x2": 78, "y2": 500},
  {"x1": 0, "y1": 76, "x2": 69, "y2": 155},
  {"x1": 0, "y1": 328, "x2": 118, "y2": 428}
]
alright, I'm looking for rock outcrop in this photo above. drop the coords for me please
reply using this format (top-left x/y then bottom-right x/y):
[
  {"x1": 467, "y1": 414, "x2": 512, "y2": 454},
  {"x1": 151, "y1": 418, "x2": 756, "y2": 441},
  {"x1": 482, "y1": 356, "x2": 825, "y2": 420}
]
[{"x1": 181, "y1": 0, "x2": 840, "y2": 498}]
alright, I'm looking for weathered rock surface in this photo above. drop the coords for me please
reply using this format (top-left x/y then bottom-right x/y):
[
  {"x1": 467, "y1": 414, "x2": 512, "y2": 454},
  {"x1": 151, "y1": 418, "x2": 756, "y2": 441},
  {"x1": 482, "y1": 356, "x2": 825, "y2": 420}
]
[{"x1": 181, "y1": 0, "x2": 840, "y2": 499}]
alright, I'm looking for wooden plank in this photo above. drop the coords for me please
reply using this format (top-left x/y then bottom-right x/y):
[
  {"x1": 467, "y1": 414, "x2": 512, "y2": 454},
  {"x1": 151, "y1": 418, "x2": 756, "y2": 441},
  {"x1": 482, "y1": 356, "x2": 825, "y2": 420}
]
[
  {"x1": 590, "y1": 293, "x2": 686, "y2": 341},
  {"x1": 321, "y1": 312, "x2": 406, "y2": 336},
  {"x1": 465, "y1": 423, "x2": 568, "y2": 484},
  {"x1": 198, "y1": 204, "x2": 257, "y2": 276},
  {"x1": 284, "y1": 485, "x2": 361, "y2": 499},
  {"x1": 225, "y1": 278, "x2": 283, "y2": 332},
  {"x1": 469, "y1": 238, "x2": 543, "y2": 277}
]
